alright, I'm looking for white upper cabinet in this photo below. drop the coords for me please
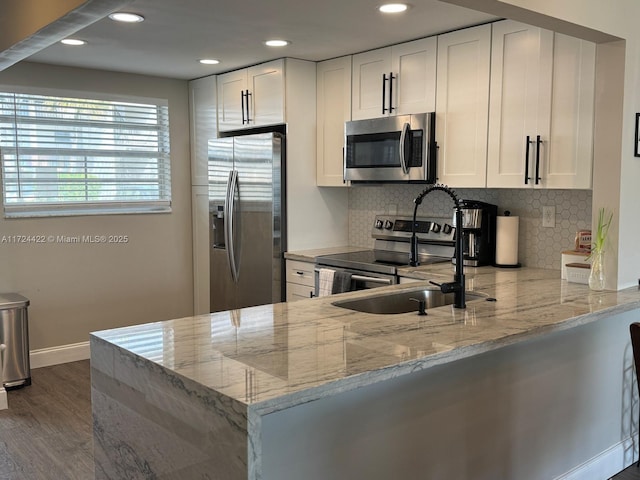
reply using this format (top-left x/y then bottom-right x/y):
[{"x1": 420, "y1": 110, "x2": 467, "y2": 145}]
[
  {"x1": 435, "y1": 24, "x2": 492, "y2": 188},
  {"x1": 544, "y1": 32, "x2": 595, "y2": 189},
  {"x1": 392, "y1": 38, "x2": 437, "y2": 115},
  {"x1": 487, "y1": 21, "x2": 553, "y2": 188},
  {"x1": 352, "y1": 47, "x2": 391, "y2": 120},
  {"x1": 217, "y1": 59, "x2": 284, "y2": 131},
  {"x1": 351, "y1": 37, "x2": 437, "y2": 120},
  {"x1": 487, "y1": 20, "x2": 595, "y2": 189},
  {"x1": 189, "y1": 75, "x2": 217, "y2": 186},
  {"x1": 316, "y1": 56, "x2": 352, "y2": 187},
  {"x1": 217, "y1": 69, "x2": 245, "y2": 131}
]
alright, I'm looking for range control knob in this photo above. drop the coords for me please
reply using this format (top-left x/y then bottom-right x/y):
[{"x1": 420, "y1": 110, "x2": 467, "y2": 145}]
[
  {"x1": 430, "y1": 222, "x2": 441, "y2": 233},
  {"x1": 374, "y1": 219, "x2": 384, "y2": 229},
  {"x1": 443, "y1": 223, "x2": 453, "y2": 234},
  {"x1": 384, "y1": 220, "x2": 394, "y2": 230}
]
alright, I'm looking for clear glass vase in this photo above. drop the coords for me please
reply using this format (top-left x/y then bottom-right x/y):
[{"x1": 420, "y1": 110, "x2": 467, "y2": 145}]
[{"x1": 589, "y1": 250, "x2": 605, "y2": 291}]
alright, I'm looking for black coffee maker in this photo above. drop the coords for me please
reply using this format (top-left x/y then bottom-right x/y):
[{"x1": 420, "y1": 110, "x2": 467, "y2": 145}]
[{"x1": 454, "y1": 200, "x2": 498, "y2": 267}]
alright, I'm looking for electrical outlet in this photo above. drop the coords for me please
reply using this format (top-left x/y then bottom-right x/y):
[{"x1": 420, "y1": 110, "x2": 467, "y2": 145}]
[{"x1": 542, "y1": 206, "x2": 556, "y2": 228}]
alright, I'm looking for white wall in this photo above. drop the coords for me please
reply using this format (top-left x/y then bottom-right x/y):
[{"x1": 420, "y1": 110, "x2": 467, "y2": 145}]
[{"x1": 0, "y1": 61, "x2": 193, "y2": 350}]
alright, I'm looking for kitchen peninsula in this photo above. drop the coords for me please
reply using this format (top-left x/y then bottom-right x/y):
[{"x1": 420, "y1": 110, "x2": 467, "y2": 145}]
[{"x1": 90, "y1": 265, "x2": 640, "y2": 479}]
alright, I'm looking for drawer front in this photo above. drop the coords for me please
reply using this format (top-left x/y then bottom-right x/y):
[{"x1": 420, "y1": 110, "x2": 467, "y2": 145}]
[
  {"x1": 286, "y1": 282, "x2": 315, "y2": 302},
  {"x1": 286, "y1": 260, "x2": 315, "y2": 287}
]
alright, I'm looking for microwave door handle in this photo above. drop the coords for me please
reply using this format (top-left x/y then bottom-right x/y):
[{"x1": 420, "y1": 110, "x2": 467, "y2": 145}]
[{"x1": 399, "y1": 122, "x2": 410, "y2": 174}]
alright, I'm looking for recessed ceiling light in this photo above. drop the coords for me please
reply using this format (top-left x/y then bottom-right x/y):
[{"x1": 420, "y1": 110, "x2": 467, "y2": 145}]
[
  {"x1": 378, "y1": 3, "x2": 409, "y2": 13},
  {"x1": 60, "y1": 38, "x2": 87, "y2": 46},
  {"x1": 108, "y1": 12, "x2": 145, "y2": 23},
  {"x1": 199, "y1": 59, "x2": 220, "y2": 65},
  {"x1": 264, "y1": 39, "x2": 290, "y2": 47}
]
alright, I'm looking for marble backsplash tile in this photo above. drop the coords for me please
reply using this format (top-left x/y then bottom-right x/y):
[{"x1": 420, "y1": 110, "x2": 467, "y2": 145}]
[{"x1": 348, "y1": 185, "x2": 592, "y2": 269}]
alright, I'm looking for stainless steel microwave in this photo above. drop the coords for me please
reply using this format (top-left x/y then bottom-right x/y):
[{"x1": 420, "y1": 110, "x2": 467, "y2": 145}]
[{"x1": 344, "y1": 112, "x2": 436, "y2": 183}]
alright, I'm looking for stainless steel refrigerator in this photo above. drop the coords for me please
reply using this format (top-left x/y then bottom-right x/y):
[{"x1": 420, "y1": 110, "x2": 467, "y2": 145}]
[{"x1": 208, "y1": 132, "x2": 285, "y2": 312}]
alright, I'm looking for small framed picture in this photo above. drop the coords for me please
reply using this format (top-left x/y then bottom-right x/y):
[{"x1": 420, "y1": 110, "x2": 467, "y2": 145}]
[{"x1": 636, "y1": 113, "x2": 640, "y2": 157}]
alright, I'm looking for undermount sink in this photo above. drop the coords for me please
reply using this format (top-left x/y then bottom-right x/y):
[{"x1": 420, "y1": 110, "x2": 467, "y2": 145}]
[{"x1": 332, "y1": 286, "x2": 484, "y2": 315}]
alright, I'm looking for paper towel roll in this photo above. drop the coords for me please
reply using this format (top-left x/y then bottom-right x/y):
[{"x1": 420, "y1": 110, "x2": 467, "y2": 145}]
[{"x1": 496, "y1": 215, "x2": 520, "y2": 266}]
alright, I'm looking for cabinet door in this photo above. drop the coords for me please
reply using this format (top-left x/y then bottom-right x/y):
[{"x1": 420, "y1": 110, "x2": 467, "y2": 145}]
[
  {"x1": 192, "y1": 185, "x2": 210, "y2": 314},
  {"x1": 285, "y1": 259, "x2": 316, "y2": 302},
  {"x1": 248, "y1": 59, "x2": 284, "y2": 127},
  {"x1": 436, "y1": 24, "x2": 491, "y2": 187},
  {"x1": 217, "y1": 69, "x2": 247, "y2": 131},
  {"x1": 189, "y1": 76, "x2": 217, "y2": 186},
  {"x1": 487, "y1": 21, "x2": 553, "y2": 188},
  {"x1": 392, "y1": 36, "x2": 437, "y2": 115},
  {"x1": 317, "y1": 56, "x2": 352, "y2": 187},
  {"x1": 352, "y1": 47, "x2": 392, "y2": 120},
  {"x1": 544, "y1": 33, "x2": 595, "y2": 189}
]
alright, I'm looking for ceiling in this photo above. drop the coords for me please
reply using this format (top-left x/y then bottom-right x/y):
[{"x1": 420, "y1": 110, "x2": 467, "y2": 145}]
[{"x1": 25, "y1": 0, "x2": 498, "y2": 80}]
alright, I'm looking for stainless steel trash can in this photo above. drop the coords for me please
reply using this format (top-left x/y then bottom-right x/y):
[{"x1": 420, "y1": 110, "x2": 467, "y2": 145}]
[{"x1": 0, "y1": 293, "x2": 31, "y2": 389}]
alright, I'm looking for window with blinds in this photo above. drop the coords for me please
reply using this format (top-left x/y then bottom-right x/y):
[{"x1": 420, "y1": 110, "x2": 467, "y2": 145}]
[{"x1": 0, "y1": 91, "x2": 171, "y2": 217}]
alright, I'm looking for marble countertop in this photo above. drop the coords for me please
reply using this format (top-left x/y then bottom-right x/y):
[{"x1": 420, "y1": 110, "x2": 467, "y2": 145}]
[{"x1": 92, "y1": 265, "x2": 640, "y2": 417}]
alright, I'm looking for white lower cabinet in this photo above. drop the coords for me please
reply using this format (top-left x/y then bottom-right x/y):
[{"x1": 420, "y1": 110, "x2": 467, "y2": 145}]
[{"x1": 286, "y1": 259, "x2": 316, "y2": 302}]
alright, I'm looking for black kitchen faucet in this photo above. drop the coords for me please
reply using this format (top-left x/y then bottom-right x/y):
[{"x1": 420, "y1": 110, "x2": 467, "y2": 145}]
[{"x1": 409, "y1": 184, "x2": 466, "y2": 309}]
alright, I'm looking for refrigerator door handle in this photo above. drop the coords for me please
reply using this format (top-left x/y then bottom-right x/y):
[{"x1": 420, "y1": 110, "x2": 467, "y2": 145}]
[{"x1": 224, "y1": 170, "x2": 240, "y2": 283}]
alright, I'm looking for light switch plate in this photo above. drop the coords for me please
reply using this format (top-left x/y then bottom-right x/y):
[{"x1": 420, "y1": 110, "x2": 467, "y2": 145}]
[{"x1": 542, "y1": 206, "x2": 556, "y2": 228}]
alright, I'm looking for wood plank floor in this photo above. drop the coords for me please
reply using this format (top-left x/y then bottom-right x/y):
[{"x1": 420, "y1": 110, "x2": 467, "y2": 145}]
[
  {"x1": 0, "y1": 359, "x2": 638, "y2": 479},
  {"x1": 0, "y1": 360, "x2": 93, "y2": 479}
]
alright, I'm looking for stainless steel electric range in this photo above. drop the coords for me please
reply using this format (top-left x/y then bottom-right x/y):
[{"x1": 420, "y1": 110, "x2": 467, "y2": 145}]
[{"x1": 315, "y1": 214, "x2": 456, "y2": 293}]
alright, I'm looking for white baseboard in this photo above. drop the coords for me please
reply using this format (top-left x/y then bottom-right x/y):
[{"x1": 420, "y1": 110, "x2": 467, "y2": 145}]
[
  {"x1": 29, "y1": 341, "x2": 90, "y2": 369},
  {"x1": 556, "y1": 438, "x2": 634, "y2": 480}
]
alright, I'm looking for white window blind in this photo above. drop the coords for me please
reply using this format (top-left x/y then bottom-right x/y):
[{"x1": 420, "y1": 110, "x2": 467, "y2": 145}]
[{"x1": 0, "y1": 91, "x2": 171, "y2": 217}]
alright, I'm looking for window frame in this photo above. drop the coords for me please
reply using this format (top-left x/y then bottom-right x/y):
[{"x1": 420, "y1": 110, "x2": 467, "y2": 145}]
[{"x1": 0, "y1": 85, "x2": 172, "y2": 218}]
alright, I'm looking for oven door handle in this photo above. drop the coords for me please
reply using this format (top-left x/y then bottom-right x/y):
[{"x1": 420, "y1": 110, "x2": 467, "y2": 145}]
[
  {"x1": 351, "y1": 274, "x2": 393, "y2": 285},
  {"x1": 314, "y1": 269, "x2": 392, "y2": 285}
]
